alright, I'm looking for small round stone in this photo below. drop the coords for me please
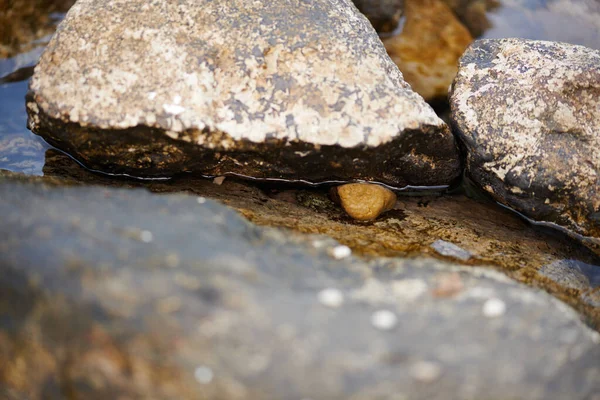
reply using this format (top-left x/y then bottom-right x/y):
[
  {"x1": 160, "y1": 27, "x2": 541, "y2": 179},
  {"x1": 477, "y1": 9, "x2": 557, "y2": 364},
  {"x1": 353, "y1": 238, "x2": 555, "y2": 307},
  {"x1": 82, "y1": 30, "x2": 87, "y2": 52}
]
[
  {"x1": 483, "y1": 298, "x2": 506, "y2": 318},
  {"x1": 140, "y1": 230, "x2": 153, "y2": 243},
  {"x1": 318, "y1": 288, "x2": 344, "y2": 308},
  {"x1": 194, "y1": 365, "x2": 214, "y2": 384},
  {"x1": 333, "y1": 183, "x2": 397, "y2": 221},
  {"x1": 329, "y1": 245, "x2": 352, "y2": 260},
  {"x1": 371, "y1": 309, "x2": 398, "y2": 330}
]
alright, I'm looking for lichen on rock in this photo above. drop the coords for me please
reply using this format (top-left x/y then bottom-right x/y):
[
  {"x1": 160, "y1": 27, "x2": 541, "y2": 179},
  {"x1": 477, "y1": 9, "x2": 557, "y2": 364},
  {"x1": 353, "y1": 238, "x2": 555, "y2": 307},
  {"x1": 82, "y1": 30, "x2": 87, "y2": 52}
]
[
  {"x1": 26, "y1": 0, "x2": 460, "y2": 188},
  {"x1": 450, "y1": 38, "x2": 600, "y2": 239}
]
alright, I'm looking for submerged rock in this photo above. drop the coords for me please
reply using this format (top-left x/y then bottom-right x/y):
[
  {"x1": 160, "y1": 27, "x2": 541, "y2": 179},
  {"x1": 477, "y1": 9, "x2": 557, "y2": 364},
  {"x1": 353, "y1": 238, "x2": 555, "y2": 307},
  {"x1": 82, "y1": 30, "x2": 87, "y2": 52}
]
[
  {"x1": 383, "y1": 0, "x2": 473, "y2": 101},
  {"x1": 26, "y1": 0, "x2": 460, "y2": 188},
  {"x1": 352, "y1": 0, "x2": 405, "y2": 33},
  {"x1": 331, "y1": 182, "x2": 396, "y2": 220},
  {"x1": 1, "y1": 177, "x2": 599, "y2": 399},
  {"x1": 450, "y1": 39, "x2": 600, "y2": 239}
]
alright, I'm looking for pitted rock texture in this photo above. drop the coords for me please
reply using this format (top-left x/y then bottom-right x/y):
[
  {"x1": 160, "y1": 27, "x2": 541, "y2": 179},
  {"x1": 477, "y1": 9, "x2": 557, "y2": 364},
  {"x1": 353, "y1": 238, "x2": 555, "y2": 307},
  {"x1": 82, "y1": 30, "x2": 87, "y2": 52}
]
[
  {"x1": 351, "y1": 0, "x2": 404, "y2": 33},
  {"x1": 1, "y1": 178, "x2": 600, "y2": 399},
  {"x1": 26, "y1": 0, "x2": 460, "y2": 187},
  {"x1": 450, "y1": 39, "x2": 600, "y2": 239}
]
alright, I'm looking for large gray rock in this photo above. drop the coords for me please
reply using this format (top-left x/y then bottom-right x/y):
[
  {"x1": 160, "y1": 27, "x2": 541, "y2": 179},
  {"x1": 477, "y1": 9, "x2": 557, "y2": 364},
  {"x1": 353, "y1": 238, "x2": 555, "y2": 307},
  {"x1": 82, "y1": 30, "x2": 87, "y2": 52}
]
[
  {"x1": 450, "y1": 39, "x2": 600, "y2": 239},
  {"x1": 26, "y1": 0, "x2": 460, "y2": 188},
  {"x1": 1, "y1": 178, "x2": 599, "y2": 399}
]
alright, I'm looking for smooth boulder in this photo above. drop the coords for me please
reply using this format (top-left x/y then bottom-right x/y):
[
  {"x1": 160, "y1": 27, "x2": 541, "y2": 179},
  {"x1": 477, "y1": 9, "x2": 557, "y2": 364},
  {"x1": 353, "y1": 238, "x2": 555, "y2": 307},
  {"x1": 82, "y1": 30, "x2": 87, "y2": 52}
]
[
  {"x1": 450, "y1": 39, "x2": 600, "y2": 239},
  {"x1": 1, "y1": 178, "x2": 600, "y2": 399},
  {"x1": 26, "y1": 0, "x2": 460, "y2": 188}
]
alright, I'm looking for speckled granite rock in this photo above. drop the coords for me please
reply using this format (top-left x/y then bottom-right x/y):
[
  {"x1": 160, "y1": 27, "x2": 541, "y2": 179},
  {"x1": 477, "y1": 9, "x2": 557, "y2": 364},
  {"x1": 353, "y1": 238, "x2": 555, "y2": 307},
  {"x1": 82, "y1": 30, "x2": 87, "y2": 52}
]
[
  {"x1": 1, "y1": 178, "x2": 600, "y2": 399},
  {"x1": 26, "y1": 0, "x2": 460, "y2": 188},
  {"x1": 351, "y1": 0, "x2": 404, "y2": 33},
  {"x1": 383, "y1": 0, "x2": 473, "y2": 101},
  {"x1": 450, "y1": 39, "x2": 600, "y2": 239}
]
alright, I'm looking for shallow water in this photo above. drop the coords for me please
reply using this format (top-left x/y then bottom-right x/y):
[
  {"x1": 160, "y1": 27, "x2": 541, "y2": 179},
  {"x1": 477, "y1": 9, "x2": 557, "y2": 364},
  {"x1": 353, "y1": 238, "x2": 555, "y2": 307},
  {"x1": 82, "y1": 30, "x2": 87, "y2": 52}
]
[
  {"x1": 0, "y1": 44, "x2": 49, "y2": 175},
  {"x1": 483, "y1": 0, "x2": 600, "y2": 49}
]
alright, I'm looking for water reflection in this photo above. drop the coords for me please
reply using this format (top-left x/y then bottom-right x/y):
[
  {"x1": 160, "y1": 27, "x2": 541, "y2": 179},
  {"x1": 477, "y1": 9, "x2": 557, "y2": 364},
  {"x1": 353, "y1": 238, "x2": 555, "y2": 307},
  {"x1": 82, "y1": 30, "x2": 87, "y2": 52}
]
[
  {"x1": 481, "y1": 0, "x2": 600, "y2": 49},
  {"x1": 0, "y1": 78, "x2": 49, "y2": 176}
]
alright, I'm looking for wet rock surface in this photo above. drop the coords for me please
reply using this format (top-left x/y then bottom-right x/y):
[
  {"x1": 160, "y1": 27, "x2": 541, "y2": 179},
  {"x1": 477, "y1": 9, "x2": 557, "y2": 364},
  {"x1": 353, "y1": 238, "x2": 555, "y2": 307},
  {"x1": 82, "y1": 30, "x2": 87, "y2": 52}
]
[
  {"x1": 26, "y1": 0, "x2": 459, "y2": 187},
  {"x1": 450, "y1": 38, "x2": 600, "y2": 240},
  {"x1": 1, "y1": 176, "x2": 600, "y2": 400},
  {"x1": 331, "y1": 183, "x2": 397, "y2": 221},
  {"x1": 25, "y1": 152, "x2": 600, "y2": 331},
  {"x1": 382, "y1": 0, "x2": 473, "y2": 101}
]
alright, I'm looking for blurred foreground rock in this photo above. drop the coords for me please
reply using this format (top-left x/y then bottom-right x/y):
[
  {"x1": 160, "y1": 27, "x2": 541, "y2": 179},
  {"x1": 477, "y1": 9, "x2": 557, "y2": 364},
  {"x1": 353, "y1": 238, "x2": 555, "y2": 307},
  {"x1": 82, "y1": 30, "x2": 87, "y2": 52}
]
[{"x1": 1, "y1": 177, "x2": 599, "y2": 399}]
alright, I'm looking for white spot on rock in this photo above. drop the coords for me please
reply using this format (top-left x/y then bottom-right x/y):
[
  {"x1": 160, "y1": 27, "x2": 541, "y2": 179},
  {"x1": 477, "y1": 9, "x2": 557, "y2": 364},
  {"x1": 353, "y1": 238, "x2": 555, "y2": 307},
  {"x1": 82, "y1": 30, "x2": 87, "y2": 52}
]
[
  {"x1": 371, "y1": 310, "x2": 398, "y2": 330},
  {"x1": 140, "y1": 230, "x2": 153, "y2": 243},
  {"x1": 329, "y1": 245, "x2": 351, "y2": 259},
  {"x1": 483, "y1": 298, "x2": 506, "y2": 318},
  {"x1": 163, "y1": 103, "x2": 186, "y2": 115},
  {"x1": 194, "y1": 365, "x2": 214, "y2": 384},
  {"x1": 318, "y1": 288, "x2": 344, "y2": 308},
  {"x1": 197, "y1": 196, "x2": 207, "y2": 204}
]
